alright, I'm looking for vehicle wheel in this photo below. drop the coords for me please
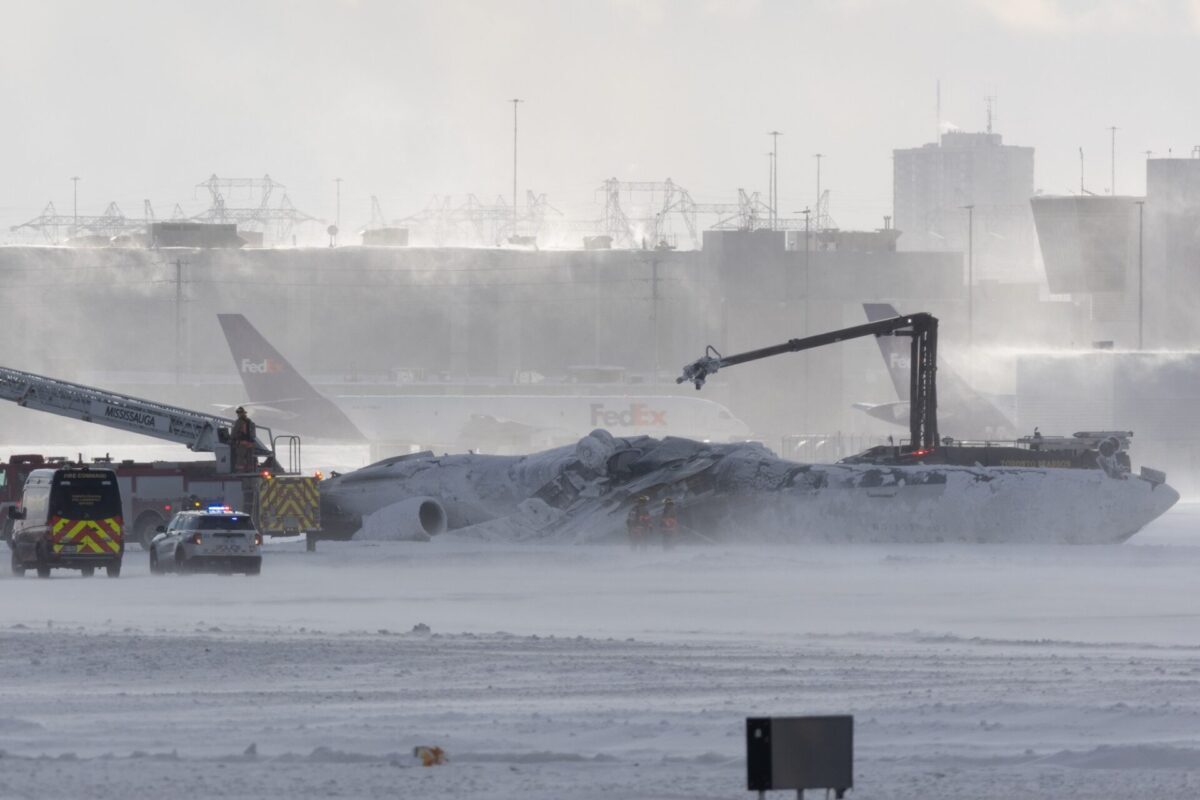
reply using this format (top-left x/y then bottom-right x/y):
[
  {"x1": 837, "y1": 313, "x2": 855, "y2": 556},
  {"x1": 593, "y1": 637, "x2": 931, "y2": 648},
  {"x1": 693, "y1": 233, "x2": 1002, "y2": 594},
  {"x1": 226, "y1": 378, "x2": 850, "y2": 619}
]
[
  {"x1": 10, "y1": 548, "x2": 25, "y2": 577},
  {"x1": 35, "y1": 545, "x2": 50, "y2": 579},
  {"x1": 134, "y1": 513, "x2": 164, "y2": 551},
  {"x1": 175, "y1": 547, "x2": 188, "y2": 574},
  {"x1": 245, "y1": 561, "x2": 261, "y2": 576},
  {"x1": 80, "y1": 566, "x2": 95, "y2": 578},
  {"x1": 149, "y1": 549, "x2": 161, "y2": 575},
  {"x1": 106, "y1": 561, "x2": 121, "y2": 578}
]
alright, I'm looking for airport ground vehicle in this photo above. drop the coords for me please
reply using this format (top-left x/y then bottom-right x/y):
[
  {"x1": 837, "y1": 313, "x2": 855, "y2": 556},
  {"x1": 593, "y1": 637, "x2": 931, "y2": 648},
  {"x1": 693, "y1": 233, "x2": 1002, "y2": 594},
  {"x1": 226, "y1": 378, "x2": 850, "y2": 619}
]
[
  {"x1": 149, "y1": 508, "x2": 262, "y2": 575},
  {"x1": 0, "y1": 454, "x2": 257, "y2": 549},
  {"x1": 9, "y1": 466, "x2": 123, "y2": 578},
  {"x1": 0, "y1": 367, "x2": 321, "y2": 548}
]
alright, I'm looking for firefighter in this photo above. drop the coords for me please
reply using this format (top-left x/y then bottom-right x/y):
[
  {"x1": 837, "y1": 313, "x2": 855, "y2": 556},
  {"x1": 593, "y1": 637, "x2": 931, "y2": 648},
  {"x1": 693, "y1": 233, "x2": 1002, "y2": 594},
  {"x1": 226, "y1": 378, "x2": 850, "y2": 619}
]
[
  {"x1": 232, "y1": 407, "x2": 257, "y2": 473},
  {"x1": 659, "y1": 497, "x2": 679, "y2": 549},
  {"x1": 413, "y1": 745, "x2": 446, "y2": 766},
  {"x1": 627, "y1": 495, "x2": 651, "y2": 549}
]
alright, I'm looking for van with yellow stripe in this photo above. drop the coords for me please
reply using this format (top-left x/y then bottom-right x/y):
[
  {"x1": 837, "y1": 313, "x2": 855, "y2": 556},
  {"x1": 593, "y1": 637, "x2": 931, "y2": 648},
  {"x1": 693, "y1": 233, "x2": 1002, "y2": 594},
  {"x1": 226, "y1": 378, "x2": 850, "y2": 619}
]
[{"x1": 8, "y1": 466, "x2": 123, "y2": 578}]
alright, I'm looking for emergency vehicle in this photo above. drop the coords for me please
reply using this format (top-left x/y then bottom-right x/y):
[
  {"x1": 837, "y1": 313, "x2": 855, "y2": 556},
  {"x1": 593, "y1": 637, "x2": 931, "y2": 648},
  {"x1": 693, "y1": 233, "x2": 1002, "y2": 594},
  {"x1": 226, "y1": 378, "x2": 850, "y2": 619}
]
[
  {"x1": 149, "y1": 507, "x2": 262, "y2": 575},
  {"x1": 0, "y1": 366, "x2": 320, "y2": 549},
  {"x1": 9, "y1": 466, "x2": 123, "y2": 578},
  {"x1": 0, "y1": 454, "x2": 252, "y2": 549}
]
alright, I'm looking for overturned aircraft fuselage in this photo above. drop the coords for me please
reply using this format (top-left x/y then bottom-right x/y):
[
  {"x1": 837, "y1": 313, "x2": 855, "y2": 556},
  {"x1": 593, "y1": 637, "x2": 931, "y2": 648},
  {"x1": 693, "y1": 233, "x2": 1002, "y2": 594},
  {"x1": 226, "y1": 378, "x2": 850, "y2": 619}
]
[{"x1": 319, "y1": 431, "x2": 1179, "y2": 545}]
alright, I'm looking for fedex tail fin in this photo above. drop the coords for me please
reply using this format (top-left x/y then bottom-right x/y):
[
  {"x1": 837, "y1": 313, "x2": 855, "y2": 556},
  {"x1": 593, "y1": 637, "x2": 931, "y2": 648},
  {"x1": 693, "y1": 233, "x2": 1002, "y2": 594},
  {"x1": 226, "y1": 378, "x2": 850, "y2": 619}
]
[
  {"x1": 863, "y1": 303, "x2": 913, "y2": 399},
  {"x1": 861, "y1": 303, "x2": 1014, "y2": 438},
  {"x1": 217, "y1": 314, "x2": 366, "y2": 442}
]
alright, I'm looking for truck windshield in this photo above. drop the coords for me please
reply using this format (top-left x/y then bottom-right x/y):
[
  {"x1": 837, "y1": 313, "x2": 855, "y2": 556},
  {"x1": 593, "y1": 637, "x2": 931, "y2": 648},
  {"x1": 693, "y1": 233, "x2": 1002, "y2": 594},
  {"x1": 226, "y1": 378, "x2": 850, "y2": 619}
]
[
  {"x1": 50, "y1": 472, "x2": 121, "y2": 521},
  {"x1": 201, "y1": 516, "x2": 255, "y2": 531}
]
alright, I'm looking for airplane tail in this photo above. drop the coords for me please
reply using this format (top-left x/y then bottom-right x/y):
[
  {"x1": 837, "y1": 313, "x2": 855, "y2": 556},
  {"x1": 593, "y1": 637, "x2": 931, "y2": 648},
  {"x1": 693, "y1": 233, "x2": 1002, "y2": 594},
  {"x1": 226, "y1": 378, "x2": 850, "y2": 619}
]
[
  {"x1": 863, "y1": 302, "x2": 912, "y2": 400},
  {"x1": 861, "y1": 302, "x2": 1014, "y2": 437},
  {"x1": 217, "y1": 314, "x2": 366, "y2": 442}
]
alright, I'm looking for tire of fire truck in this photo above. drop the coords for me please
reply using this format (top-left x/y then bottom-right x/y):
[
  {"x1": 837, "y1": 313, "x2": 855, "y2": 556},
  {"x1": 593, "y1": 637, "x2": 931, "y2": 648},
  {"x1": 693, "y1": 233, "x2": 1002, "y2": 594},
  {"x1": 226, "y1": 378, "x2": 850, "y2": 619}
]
[
  {"x1": 81, "y1": 566, "x2": 94, "y2": 577},
  {"x1": 10, "y1": 548, "x2": 24, "y2": 577},
  {"x1": 35, "y1": 544, "x2": 50, "y2": 578},
  {"x1": 134, "y1": 512, "x2": 166, "y2": 551},
  {"x1": 106, "y1": 561, "x2": 121, "y2": 578},
  {"x1": 149, "y1": 548, "x2": 161, "y2": 575}
]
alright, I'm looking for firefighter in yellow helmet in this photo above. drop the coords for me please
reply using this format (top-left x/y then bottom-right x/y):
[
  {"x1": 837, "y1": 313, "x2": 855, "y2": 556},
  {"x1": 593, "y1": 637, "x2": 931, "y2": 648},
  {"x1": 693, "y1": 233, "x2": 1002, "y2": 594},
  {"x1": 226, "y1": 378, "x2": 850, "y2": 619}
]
[{"x1": 232, "y1": 406, "x2": 257, "y2": 473}]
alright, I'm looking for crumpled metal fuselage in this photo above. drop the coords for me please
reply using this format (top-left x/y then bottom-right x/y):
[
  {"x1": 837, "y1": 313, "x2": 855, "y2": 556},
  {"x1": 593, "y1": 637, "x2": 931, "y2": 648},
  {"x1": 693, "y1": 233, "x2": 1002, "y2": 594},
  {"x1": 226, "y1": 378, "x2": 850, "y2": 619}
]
[{"x1": 319, "y1": 430, "x2": 1180, "y2": 544}]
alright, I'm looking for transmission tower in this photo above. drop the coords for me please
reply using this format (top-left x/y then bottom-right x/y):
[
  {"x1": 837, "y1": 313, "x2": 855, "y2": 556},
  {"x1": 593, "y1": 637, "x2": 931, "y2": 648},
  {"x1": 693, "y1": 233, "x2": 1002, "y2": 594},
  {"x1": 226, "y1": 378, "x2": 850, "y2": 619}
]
[
  {"x1": 191, "y1": 174, "x2": 321, "y2": 244},
  {"x1": 10, "y1": 201, "x2": 141, "y2": 244}
]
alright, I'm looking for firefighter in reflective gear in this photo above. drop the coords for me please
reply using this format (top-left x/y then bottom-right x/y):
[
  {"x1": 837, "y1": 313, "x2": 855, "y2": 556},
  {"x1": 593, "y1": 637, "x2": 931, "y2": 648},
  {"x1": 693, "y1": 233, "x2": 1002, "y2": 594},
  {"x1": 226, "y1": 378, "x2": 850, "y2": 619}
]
[
  {"x1": 232, "y1": 407, "x2": 257, "y2": 473},
  {"x1": 659, "y1": 497, "x2": 679, "y2": 548},
  {"x1": 413, "y1": 745, "x2": 446, "y2": 766},
  {"x1": 627, "y1": 495, "x2": 652, "y2": 548}
]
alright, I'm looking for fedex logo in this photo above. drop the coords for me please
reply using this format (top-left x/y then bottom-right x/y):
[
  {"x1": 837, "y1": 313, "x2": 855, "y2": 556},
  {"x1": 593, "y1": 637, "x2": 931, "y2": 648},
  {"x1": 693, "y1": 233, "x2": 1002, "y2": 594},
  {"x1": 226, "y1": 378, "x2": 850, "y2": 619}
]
[
  {"x1": 888, "y1": 352, "x2": 910, "y2": 370},
  {"x1": 590, "y1": 403, "x2": 668, "y2": 428},
  {"x1": 241, "y1": 358, "x2": 284, "y2": 374}
]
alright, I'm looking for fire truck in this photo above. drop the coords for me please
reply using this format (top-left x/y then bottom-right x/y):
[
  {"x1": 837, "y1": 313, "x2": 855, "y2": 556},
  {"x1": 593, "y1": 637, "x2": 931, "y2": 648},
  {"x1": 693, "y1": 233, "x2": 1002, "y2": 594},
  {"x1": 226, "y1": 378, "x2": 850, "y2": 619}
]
[{"x1": 0, "y1": 366, "x2": 320, "y2": 550}]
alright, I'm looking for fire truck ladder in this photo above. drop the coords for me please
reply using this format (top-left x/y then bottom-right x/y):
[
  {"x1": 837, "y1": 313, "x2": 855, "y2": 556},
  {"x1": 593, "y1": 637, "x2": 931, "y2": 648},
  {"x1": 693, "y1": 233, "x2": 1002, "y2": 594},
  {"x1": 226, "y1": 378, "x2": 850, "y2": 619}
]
[{"x1": 0, "y1": 365, "x2": 275, "y2": 470}]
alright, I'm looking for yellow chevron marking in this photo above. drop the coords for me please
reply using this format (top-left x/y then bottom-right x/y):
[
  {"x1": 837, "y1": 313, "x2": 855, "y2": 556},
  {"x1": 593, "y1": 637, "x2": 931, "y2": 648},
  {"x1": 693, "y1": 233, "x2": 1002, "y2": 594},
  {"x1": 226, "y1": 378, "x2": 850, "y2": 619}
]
[{"x1": 53, "y1": 518, "x2": 121, "y2": 553}]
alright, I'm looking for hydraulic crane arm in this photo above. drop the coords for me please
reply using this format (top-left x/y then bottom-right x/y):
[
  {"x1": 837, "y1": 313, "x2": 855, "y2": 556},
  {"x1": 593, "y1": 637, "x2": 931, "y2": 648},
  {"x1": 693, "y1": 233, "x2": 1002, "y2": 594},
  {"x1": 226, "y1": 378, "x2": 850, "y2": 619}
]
[
  {"x1": 678, "y1": 313, "x2": 940, "y2": 452},
  {"x1": 0, "y1": 365, "x2": 273, "y2": 456}
]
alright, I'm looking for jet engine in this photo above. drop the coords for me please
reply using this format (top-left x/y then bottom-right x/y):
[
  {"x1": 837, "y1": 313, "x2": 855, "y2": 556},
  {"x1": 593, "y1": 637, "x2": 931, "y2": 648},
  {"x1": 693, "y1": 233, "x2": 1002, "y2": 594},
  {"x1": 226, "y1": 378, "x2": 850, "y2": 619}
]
[{"x1": 357, "y1": 497, "x2": 449, "y2": 541}]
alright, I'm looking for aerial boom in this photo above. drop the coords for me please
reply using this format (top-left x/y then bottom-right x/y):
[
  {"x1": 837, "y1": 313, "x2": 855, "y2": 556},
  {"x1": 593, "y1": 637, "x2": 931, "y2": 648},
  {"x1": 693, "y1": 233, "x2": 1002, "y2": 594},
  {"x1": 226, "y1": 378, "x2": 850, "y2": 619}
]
[
  {"x1": 678, "y1": 313, "x2": 939, "y2": 451},
  {"x1": 0, "y1": 365, "x2": 273, "y2": 460}
]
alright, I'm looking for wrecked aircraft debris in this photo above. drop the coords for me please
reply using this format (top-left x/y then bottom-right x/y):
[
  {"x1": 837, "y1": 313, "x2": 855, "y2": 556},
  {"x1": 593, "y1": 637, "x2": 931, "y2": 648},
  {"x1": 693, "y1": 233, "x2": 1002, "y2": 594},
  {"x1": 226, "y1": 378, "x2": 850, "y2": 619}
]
[{"x1": 319, "y1": 429, "x2": 1179, "y2": 545}]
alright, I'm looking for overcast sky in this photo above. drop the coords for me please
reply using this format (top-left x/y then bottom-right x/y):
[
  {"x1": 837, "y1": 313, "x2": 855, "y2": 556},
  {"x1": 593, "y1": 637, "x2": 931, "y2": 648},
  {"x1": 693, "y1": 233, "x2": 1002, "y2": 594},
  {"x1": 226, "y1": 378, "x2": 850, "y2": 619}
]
[{"x1": 2, "y1": 0, "x2": 1196, "y2": 237}]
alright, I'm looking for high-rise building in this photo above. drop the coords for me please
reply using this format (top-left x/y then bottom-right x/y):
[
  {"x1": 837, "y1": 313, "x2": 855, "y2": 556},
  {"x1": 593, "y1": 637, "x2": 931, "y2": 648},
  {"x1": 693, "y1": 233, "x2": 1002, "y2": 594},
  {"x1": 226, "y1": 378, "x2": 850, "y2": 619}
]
[{"x1": 893, "y1": 131, "x2": 1036, "y2": 280}]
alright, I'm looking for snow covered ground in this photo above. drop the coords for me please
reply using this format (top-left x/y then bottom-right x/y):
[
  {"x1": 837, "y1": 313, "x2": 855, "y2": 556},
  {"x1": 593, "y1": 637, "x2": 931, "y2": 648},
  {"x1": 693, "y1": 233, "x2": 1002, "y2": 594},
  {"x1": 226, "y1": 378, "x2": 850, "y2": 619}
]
[{"x1": 2, "y1": 503, "x2": 1200, "y2": 798}]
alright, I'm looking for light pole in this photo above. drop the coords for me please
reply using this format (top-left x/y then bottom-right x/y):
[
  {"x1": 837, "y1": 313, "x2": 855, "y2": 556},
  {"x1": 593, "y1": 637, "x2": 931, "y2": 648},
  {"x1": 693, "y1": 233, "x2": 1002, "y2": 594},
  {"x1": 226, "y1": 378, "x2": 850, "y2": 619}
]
[
  {"x1": 511, "y1": 98, "x2": 523, "y2": 236},
  {"x1": 1136, "y1": 199, "x2": 1145, "y2": 349},
  {"x1": 334, "y1": 177, "x2": 343, "y2": 246},
  {"x1": 800, "y1": 207, "x2": 811, "y2": 273},
  {"x1": 798, "y1": 206, "x2": 813, "y2": 433},
  {"x1": 962, "y1": 204, "x2": 975, "y2": 351},
  {"x1": 1109, "y1": 126, "x2": 1118, "y2": 194},
  {"x1": 814, "y1": 153, "x2": 823, "y2": 226},
  {"x1": 765, "y1": 152, "x2": 774, "y2": 229},
  {"x1": 70, "y1": 176, "x2": 80, "y2": 238},
  {"x1": 767, "y1": 131, "x2": 782, "y2": 229}
]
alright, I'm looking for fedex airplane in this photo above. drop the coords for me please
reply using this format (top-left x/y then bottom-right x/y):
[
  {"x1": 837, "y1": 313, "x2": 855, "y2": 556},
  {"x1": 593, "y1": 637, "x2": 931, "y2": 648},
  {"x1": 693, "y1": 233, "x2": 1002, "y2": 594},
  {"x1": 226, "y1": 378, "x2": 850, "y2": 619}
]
[
  {"x1": 216, "y1": 314, "x2": 753, "y2": 451},
  {"x1": 855, "y1": 303, "x2": 1014, "y2": 439}
]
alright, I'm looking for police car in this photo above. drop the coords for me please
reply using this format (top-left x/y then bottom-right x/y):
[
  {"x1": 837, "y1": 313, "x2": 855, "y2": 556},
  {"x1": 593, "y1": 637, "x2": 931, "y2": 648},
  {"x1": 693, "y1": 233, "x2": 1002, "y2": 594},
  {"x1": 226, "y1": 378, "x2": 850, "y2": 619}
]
[{"x1": 149, "y1": 508, "x2": 262, "y2": 575}]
